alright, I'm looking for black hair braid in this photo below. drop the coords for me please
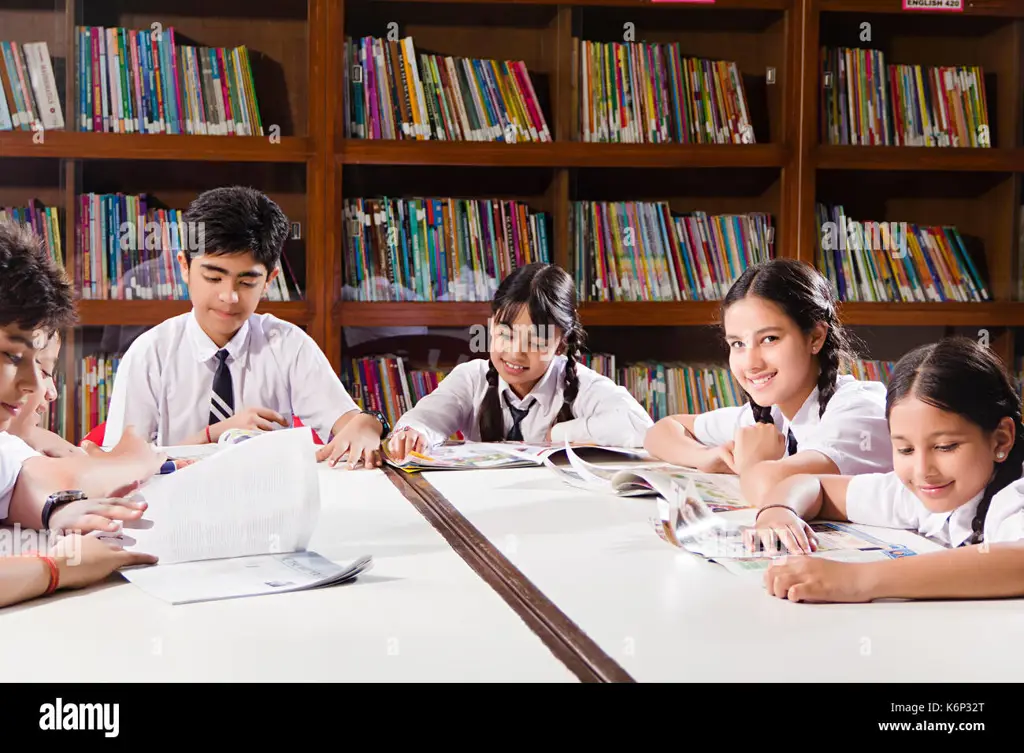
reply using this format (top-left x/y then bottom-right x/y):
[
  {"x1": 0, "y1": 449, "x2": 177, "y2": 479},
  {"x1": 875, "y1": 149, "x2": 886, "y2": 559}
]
[
  {"x1": 971, "y1": 416, "x2": 1024, "y2": 545},
  {"x1": 478, "y1": 360, "x2": 505, "y2": 442},
  {"x1": 815, "y1": 326, "x2": 842, "y2": 418},
  {"x1": 557, "y1": 340, "x2": 581, "y2": 424}
]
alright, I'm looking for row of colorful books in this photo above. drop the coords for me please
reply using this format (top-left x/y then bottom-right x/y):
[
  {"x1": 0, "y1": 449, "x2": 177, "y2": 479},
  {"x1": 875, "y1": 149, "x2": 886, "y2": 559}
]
[
  {"x1": 74, "y1": 25, "x2": 264, "y2": 136},
  {"x1": 74, "y1": 193, "x2": 300, "y2": 301},
  {"x1": 572, "y1": 203, "x2": 775, "y2": 302},
  {"x1": 0, "y1": 40, "x2": 62, "y2": 131},
  {"x1": 815, "y1": 203, "x2": 990, "y2": 303},
  {"x1": 344, "y1": 36, "x2": 551, "y2": 143},
  {"x1": 342, "y1": 197, "x2": 551, "y2": 302},
  {"x1": 820, "y1": 47, "x2": 990, "y2": 148},
  {"x1": 0, "y1": 202, "x2": 63, "y2": 267},
  {"x1": 579, "y1": 41, "x2": 754, "y2": 145}
]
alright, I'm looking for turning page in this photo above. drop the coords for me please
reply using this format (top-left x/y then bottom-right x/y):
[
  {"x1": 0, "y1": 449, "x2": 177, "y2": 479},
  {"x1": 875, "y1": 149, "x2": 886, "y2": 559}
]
[{"x1": 119, "y1": 427, "x2": 321, "y2": 565}]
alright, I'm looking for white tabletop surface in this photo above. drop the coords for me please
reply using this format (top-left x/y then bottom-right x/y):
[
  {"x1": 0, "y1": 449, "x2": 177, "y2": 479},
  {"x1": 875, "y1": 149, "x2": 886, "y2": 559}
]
[
  {"x1": 424, "y1": 466, "x2": 1024, "y2": 682},
  {"x1": 0, "y1": 467, "x2": 575, "y2": 682}
]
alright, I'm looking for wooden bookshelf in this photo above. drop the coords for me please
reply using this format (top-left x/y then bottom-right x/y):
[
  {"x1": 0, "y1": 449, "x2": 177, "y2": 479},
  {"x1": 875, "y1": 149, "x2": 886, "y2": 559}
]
[
  {"x1": 1, "y1": 0, "x2": 326, "y2": 441},
  {"x1": 6, "y1": 0, "x2": 1024, "y2": 439}
]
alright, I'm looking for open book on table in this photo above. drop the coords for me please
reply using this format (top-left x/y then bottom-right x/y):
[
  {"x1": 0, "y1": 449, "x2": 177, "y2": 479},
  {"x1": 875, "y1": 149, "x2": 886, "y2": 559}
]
[
  {"x1": 543, "y1": 443, "x2": 750, "y2": 512},
  {"x1": 649, "y1": 474, "x2": 927, "y2": 575},
  {"x1": 111, "y1": 427, "x2": 372, "y2": 604},
  {"x1": 382, "y1": 439, "x2": 650, "y2": 473}
]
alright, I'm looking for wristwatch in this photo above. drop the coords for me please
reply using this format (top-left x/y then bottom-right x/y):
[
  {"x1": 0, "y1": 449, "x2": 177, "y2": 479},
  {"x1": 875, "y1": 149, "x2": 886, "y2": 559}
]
[
  {"x1": 361, "y1": 409, "x2": 390, "y2": 439},
  {"x1": 42, "y1": 490, "x2": 86, "y2": 531}
]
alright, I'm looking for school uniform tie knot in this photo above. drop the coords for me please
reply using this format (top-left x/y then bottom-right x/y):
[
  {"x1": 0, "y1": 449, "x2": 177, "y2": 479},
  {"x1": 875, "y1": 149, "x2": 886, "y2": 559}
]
[
  {"x1": 504, "y1": 393, "x2": 534, "y2": 442},
  {"x1": 208, "y1": 349, "x2": 234, "y2": 426}
]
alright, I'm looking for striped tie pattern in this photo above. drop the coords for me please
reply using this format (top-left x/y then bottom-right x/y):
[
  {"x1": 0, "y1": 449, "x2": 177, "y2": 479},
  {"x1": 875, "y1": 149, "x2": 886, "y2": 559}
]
[{"x1": 208, "y1": 349, "x2": 234, "y2": 426}]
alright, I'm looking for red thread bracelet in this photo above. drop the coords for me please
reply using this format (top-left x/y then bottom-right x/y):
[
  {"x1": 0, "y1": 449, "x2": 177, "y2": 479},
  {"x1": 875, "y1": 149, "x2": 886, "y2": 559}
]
[
  {"x1": 37, "y1": 555, "x2": 59, "y2": 595},
  {"x1": 205, "y1": 426, "x2": 212, "y2": 444}
]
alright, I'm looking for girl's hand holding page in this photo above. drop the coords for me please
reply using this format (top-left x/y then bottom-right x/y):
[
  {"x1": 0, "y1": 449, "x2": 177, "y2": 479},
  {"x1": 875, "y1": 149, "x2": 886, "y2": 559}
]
[
  {"x1": 746, "y1": 506, "x2": 818, "y2": 555},
  {"x1": 387, "y1": 427, "x2": 427, "y2": 461}
]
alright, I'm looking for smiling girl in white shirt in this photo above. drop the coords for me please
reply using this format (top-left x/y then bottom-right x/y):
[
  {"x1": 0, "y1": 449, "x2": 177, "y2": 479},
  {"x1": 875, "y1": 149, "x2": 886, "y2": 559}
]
[
  {"x1": 753, "y1": 336, "x2": 1024, "y2": 603},
  {"x1": 644, "y1": 258, "x2": 891, "y2": 505},
  {"x1": 387, "y1": 263, "x2": 653, "y2": 458}
]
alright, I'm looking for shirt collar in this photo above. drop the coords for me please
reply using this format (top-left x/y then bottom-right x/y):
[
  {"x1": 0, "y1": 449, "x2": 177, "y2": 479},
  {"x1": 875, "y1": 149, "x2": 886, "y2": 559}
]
[
  {"x1": 498, "y1": 355, "x2": 564, "y2": 409},
  {"x1": 780, "y1": 374, "x2": 855, "y2": 436},
  {"x1": 186, "y1": 309, "x2": 251, "y2": 368}
]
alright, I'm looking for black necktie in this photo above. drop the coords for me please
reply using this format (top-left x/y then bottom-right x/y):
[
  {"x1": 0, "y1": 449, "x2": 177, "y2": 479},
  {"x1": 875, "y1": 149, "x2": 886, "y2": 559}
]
[
  {"x1": 786, "y1": 428, "x2": 798, "y2": 456},
  {"x1": 208, "y1": 349, "x2": 234, "y2": 425},
  {"x1": 504, "y1": 393, "x2": 534, "y2": 441}
]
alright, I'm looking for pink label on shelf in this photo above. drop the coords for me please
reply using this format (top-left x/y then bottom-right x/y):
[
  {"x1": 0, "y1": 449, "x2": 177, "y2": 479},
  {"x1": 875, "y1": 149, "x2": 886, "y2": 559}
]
[{"x1": 902, "y1": 0, "x2": 963, "y2": 10}]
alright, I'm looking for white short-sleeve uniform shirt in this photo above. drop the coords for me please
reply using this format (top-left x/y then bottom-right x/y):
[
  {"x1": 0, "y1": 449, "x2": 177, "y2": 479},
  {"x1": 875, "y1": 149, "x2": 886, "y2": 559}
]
[
  {"x1": 103, "y1": 311, "x2": 358, "y2": 447},
  {"x1": 691, "y1": 374, "x2": 892, "y2": 475},
  {"x1": 392, "y1": 356, "x2": 654, "y2": 448},
  {"x1": 0, "y1": 431, "x2": 40, "y2": 520},
  {"x1": 846, "y1": 467, "x2": 1024, "y2": 547}
]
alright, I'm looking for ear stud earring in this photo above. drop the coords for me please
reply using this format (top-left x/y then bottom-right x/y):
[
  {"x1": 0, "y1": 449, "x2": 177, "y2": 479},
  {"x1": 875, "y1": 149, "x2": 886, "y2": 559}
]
[{"x1": 997, "y1": 452, "x2": 1006, "y2": 459}]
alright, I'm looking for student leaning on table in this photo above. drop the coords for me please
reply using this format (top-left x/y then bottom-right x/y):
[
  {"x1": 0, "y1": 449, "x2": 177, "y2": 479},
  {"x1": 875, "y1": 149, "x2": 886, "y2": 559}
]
[
  {"x1": 751, "y1": 336, "x2": 1024, "y2": 603},
  {"x1": 644, "y1": 258, "x2": 892, "y2": 505},
  {"x1": 0, "y1": 222, "x2": 158, "y2": 608},
  {"x1": 101, "y1": 186, "x2": 387, "y2": 469},
  {"x1": 387, "y1": 263, "x2": 653, "y2": 459}
]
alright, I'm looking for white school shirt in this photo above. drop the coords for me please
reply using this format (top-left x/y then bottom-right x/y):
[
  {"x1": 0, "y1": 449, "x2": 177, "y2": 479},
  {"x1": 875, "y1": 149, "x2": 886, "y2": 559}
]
[
  {"x1": 103, "y1": 311, "x2": 359, "y2": 447},
  {"x1": 691, "y1": 374, "x2": 891, "y2": 475},
  {"x1": 0, "y1": 431, "x2": 40, "y2": 520},
  {"x1": 392, "y1": 356, "x2": 654, "y2": 448},
  {"x1": 846, "y1": 467, "x2": 1024, "y2": 547}
]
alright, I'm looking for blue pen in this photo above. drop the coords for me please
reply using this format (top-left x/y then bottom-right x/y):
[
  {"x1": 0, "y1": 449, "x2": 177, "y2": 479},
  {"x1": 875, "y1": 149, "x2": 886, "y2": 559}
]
[{"x1": 159, "y1": 460, "x2": 177, "y2": 475}]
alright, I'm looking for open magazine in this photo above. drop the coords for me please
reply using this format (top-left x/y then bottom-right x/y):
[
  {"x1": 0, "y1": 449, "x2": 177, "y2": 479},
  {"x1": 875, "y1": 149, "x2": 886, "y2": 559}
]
[
  {"x1": 650, "y1": 475, "x2": 921, "y2": 575},
  {"x1": 112, "y1": 428, "x2": 373, "y2": 604},
  {"x1": 543, "y1": 442, "x2": 750, "y2": 512},
  {"x1": 382, "y1": 439, "x2": 650, "y2": 473}
]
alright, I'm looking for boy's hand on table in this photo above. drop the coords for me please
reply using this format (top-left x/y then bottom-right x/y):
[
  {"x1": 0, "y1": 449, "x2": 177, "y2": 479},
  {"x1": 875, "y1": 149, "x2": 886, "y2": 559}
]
[
  {"x1": 209, "y1": 407, "x2": 289, "y2": 441},
  {"x1": 49, "y1": 492, "x2": 149, "y2": 536},
  {"x1": 50, "y1": 534, "x2": 158, "y2": 589},
  {"x1": 317, "y1": 413, "x2": 383, "y2": 469}
]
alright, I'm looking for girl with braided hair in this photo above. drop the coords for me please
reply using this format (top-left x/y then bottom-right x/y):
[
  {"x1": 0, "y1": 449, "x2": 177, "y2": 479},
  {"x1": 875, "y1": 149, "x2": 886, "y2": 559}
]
[
  {"x1": 388, "y1": 263, "x2": 652, "y2": 458},
  {"x1": 644, "y1": 259, "x2": 892, "y2": 506},
  {"x1": 753, "y1": 336, "x2": 1024, "y2": 603}
]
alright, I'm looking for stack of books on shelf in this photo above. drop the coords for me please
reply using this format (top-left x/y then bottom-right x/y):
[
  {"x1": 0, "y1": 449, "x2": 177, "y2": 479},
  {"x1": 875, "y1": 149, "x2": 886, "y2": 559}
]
[
  {"x1": 38, "y1": 374, "x2": 68, "y2": 439},
  {"x1": 77, "y1": 353, "x2": 121, "y2": 440},
  {"x1": 815, "y1": 204, "x2": 989, "y2": 303},
  {"x1": 820, "y1": 47, "x2": 990, "y2": 147},
  {"x1": 344, "y1": 35, "x2": 550, "y2": 142},
  {"x1": 844, "y1": 359, "x2": 896, "y2": 384},
  {"x1": 342, "y1": 355, "x2": 453, "y2": 437},
  {"x1": 572, "y1": 203, "x2": 774, "y2": 302},
  {"x1": 76, "y1": 192, "x2": 300, "y2": 301},
  {"x1": 0, "y1": 40, "x2": 63, "y2": 131},
  {"x1": 342, "y1": 197, "x2": 551, "y2": 302},
  {"x1": 0, "y1": 202, "x2": 63, "y2": 267},
  {"x1": 74, "y1": 26, "x2": 263, "y2": 135},
  {"x1": 578, "y1": 41, "x2": 754, "y2": 144}
]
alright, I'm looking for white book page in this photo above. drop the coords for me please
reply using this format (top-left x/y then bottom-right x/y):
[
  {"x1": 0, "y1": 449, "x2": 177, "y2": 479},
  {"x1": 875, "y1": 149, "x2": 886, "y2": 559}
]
[
  {"x1": 120, "y1": 428, "x2": 320, "y2": 565},
  {"x1": 122, "y1": 552, "x2": 373, "y2": 604}
]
